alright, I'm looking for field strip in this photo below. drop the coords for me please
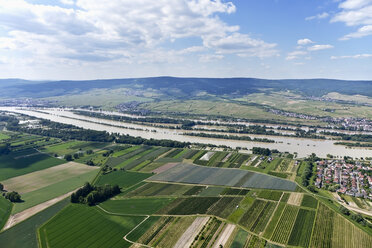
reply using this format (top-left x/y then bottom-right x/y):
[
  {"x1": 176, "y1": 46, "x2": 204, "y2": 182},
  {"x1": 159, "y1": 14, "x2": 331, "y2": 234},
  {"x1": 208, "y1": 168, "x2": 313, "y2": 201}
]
[
  {"x1": 246, "y1": 156, "x2": 257, "y2": 166},
  {"x1": 254, "y1": 160, "x2": 262, "y2": 168},
  {"x1": 173, "y1": 216, "x2": 209, "y2": 248},
  {"x1": 222, "y1": 152, "x2": 232, "y2": 162},
  {"x1": 2, "y1": 162, "x2": 98, "y2": 194},
  {"x1": 151, "y1": 163, "x2": 179, "y2": 174},
  {"x1": 212, "y1": 224, "x2": 236, "y2": 248},
  {"x1": 3, "y1": 190, "x2": 74, "y2": 230},
  {"x1": 287, "y1": 193, "x2": 303, "y2": 206},
  {"x1": 123, "y1": 215, "x2": 152, "y2": 248}
]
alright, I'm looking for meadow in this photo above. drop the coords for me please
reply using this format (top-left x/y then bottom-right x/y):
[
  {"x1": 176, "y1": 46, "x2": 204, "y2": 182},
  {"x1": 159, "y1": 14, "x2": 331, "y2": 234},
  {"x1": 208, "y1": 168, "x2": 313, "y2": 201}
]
[
  {"x1": 0, "y1": 196, "x2": 12, "y2": 230},
  {"x1": 100, "y1": 198, "x2": 174, "y2": 215}
]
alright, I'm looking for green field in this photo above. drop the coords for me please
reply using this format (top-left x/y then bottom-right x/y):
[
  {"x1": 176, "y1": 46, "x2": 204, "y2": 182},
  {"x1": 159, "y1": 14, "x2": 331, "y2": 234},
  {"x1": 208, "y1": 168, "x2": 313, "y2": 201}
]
[
  {"x1": 38, "y1": 204, "x2": 144, "y2": 248},
  {"x1": 258, "y1": 190, "x2": 283, "y2": 201},
  {"x1": 0, "y1": 132, "x2": 10, "y2": 140},
  {"x1": 126, "y1": 216, "x2": 161, "y2": 242},
  {"x1": 301, "y1": 195, "x2": 318, "y2": 209},
  {"x1": 0, "y1": 151, "x2": 64, "y2": 181},
  {"x1": 263, "y1": 202, "x2": 286, "y2": 239},
  {"x1": 288, "y1": 209, "x2": 316, "y2": 247},
  {"x1": 126, "y1": 182, "x2": 194, "y2": 197},
  {"x1": 0, "y1": 196, "x2": 12, "y2": 230},
  {"x1": 100, "y1": 198, "x2": 174, "y2": 215},
  {"x1": 0, "y1": 198, "x2": 69, "y2": 248},
  {"x1": 230, "y1": 229, "x2": 249, "y2": 248},
  {"x1": 157, "y1": 197, "x2": 220, "y2": 215},
  {"x1": 271, "y1": 205, "x2": 299, "y2": 244},
  {"x1": 95, "y1": 171, "x2": 152, "y2": 188},
  {"x1": 12, "y1": 169, "x2": 99, "y2": 214},
  {"x1": 41, "y1": 141, "x2": 106, "y2": 156}
]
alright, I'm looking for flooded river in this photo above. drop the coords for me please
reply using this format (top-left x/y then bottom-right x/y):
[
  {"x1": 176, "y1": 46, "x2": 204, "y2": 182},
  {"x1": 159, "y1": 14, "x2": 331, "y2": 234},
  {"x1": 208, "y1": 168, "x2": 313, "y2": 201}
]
[{"x1": 1, "y1": 107, "x2": 371, "y2": 158}]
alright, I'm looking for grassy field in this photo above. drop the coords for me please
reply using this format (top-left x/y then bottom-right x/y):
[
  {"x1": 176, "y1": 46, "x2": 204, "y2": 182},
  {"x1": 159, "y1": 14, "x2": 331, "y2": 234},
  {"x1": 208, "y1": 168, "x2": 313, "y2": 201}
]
[
  {"x1": 12, "y1": 169, "x2": 99, "y2": 214},
  {"x1": 0, "y1": 198, "x2": 69, "y2": 248},
  {"x1": 0, "y1": 196, "x2": 12, "y2": 230},
  {"x1": 2, "y1": 162, "x2": 98, "y2": 194},
  {"x1": 95, "y1": 171, "x2": 152, "y2": 188},
  {"x1": 100, "y1": 198, "x2": 174, "y2": 215},
  {"x1": 227, "y1": 196, "x2": 255, "y2": 223},
  {"x1": 0, "y1": 132, "x2": 10, "y2": 140},
  {"x1": 207, "y1": 197, "x2": 244, "y2": 218},
  {"x1": 230, "y1": 229, "x2": 249, "y2": 248},
  {"x1": 38, "y1": 204, "x2": 144, "y2": 248},
  {"x1": 258, "y1": 190, "x2": 283, "y2": 201},
  {"x1": 0, "y1": 151, "x2": 64, "y2": 181},
  {"x1": 301, "y1": 195, "x2": 318, "y2": 209}
]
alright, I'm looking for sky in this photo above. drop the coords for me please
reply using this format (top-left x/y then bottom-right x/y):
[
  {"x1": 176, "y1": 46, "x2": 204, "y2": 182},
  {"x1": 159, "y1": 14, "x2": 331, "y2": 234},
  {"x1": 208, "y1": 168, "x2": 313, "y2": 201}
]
[{"x1": 0, "y1": 0, "x2": 371, "y2": 80}]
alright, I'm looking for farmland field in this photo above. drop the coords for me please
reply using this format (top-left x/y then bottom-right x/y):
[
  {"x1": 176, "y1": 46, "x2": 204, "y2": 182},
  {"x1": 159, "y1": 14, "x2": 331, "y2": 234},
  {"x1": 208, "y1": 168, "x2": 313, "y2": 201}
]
[
  {"x1": 207, "y1": 197, "x2": 244, "y2": 218},
  {"x1": 100, "y1": 198, "x2": 174, "y2": 215},
  {"x1": 148, "y1": 163, "x2": 297, "y2": 191},
  {"x1": 263, "y1": 202, "x2": 286, "y2": 239},
  {"x1": 95, "y1": 170, "x2": 152, "y2": 188},
  {"x1": 229, "y1": 229, "x2": 249, "y2": 248},
  {"x1": 0, "y1": 198, "x2": 69, "y2": 248},
  {"x1": 0, "y1": 132, "x2": 10, "y2": 140},
  {"x1": 157, "y1": 197, "x2": 220, "y2": 215},
  {"x1": 301, "y1": 195, "x2": 318, "y2": 209},
  {"x1": 126, "y1": 182, "x2": 193, "y2": 197},
  {"x1": 239, "y1": 199, "x2": 276, "y2": 233},
  {"x1": 310, "y1": 203, "x2": 334, "y2": 248},
  {"x1": 126, "y1": 216, "x2": 161, "y2": 242},
  {"x1": 288, "y1": 209, "x2": 316, "y2": 247},
  {"x1": 2, "y1": 162, "x2": 98, "y2": 194},
  {"x1": 0, "y1": 150, "x2": 64, "y2": 181},
  {"x1": 12, "y1": 169, "x2": 99, "y2": 214},
  {"x1": 38, "y1": 204, "x2": 144, "y2": 248},
  {"x1": 0, "y1": 196, "x2": 12, "y2": 230},
  {"x1": 271, "y1": 205, "x2": 299, "y2": 244},
  {"x1": 258, "y1": 190, "x2": 283, "y2": 201},
  {"x1": 332, "y1": 213, "x2": 372, "y2": 248}
]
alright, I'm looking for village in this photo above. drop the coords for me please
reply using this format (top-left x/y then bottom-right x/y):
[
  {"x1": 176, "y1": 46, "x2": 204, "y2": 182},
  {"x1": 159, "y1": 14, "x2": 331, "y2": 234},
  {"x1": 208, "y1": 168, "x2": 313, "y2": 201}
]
[{"x1": 315, "y1": 159, "x2": 372, "y2": 200}]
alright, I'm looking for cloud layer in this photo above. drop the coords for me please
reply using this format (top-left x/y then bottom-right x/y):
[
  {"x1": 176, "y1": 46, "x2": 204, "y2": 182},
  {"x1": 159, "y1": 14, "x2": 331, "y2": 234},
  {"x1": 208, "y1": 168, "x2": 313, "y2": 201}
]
[{"x1": 0, "y1": 0, "x2": 278, "y2": 69}]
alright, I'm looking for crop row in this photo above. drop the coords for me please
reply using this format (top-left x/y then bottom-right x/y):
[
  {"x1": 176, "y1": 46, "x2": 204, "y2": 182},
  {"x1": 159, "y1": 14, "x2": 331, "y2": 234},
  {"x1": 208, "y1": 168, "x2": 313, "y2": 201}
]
[
  {"x1": 238, "y1": 200, "x2": 267, "y2": 230},
  {"x1": 137, "y1": 216, "x2": 175, "y2": 245},
  {"x1": 288, "y1": 209, "x2": 316, "y2": 247},
  {"x1": 164, "y1": 197, "x2": 221, "y2": 215},
  {"x1": 207, "y1": 197, "x2": 243, "y2": 218},
  {"x1": 310, "y1": 204, "x2": 334, "y2": 248},
  {"x1": 165, "y1": 148, "x2": 184, "y2": 158},
  {"x1": 271, "y1": 205, "x2": 299, "y2": 244},
  {"x1": 127, "y1": 182, "x2": 192, "y2": 197},
  {"x1": 221, "y1": 188, "x2": 250, "y2": 196},
  {"x1": 263, "y1": 202, "x2": 286, "y2": 239},
  {"x1": 251, "y1": 201, "x2": 277, "y2": 233},
  {"x1": 105, "y1": 145, "x2": 150, "y2": 167}
]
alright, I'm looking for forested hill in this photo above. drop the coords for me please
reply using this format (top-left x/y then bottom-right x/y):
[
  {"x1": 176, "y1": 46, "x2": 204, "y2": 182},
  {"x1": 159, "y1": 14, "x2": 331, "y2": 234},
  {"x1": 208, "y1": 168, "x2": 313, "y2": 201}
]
[{"x1": 0, "y1": 77, "x2": 371, "y2": 99}]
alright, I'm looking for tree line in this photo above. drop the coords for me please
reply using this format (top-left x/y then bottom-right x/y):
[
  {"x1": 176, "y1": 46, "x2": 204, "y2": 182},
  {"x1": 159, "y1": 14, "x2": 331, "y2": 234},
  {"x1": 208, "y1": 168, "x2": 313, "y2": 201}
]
[{"x1": 71, "y1": 182, "x2": 120, "y2": 206}]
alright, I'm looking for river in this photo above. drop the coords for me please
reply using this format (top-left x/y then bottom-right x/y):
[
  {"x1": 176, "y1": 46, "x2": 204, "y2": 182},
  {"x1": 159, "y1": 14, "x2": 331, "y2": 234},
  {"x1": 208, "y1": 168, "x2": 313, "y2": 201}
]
[{"x1": 1, "y1": 107, "x2": 371, "y2": 159}]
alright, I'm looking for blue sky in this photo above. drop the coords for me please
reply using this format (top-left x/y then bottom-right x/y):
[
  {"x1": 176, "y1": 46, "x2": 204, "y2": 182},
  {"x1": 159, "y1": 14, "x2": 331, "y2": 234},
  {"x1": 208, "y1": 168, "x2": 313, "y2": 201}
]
[{"x1": 0, "y1": 0, "x2": 371, "y2": 80}]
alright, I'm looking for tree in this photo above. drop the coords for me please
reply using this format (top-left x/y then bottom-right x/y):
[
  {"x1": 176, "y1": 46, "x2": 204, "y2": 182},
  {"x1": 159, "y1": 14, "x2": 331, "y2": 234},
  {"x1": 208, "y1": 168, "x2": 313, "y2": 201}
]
[
  {"x1": 0, "y1": 182, "x2": 3, "y2": 191},
  {"x1": 65, "y1": 154, "x2": 73, "y2": 161},
  {"x1": 5, "y1": 191, "x2": 22, "y2": 202},
  {"x1": 73, "y1": 153, "x2": 80, "y2": 159}
]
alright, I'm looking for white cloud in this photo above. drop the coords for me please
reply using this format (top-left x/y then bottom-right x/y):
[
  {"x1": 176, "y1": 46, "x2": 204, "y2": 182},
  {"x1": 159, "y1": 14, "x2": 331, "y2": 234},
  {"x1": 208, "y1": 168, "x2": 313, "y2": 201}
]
[
  {"x1": 340, "y1": 24, "x2": 372, "y2": 39},
  {"x1": 305, "y1": 12, "x2": 329, "y2": 21},
  {"x1": 331, "y1": 53, "x2": 372, "y2": 59},
  {"x1": 286, "y1": 50, "x2": 308, "y2": 60},
  {"x1": 308, "y1": 44, "x2": 334, "y2": 51},
  {"x1": 199, "y1": 54, "x2": 224, "y2": 62},
  {"x1": 332, "y1": 0, "x2": 372, "y2": 39},
  {"x1": 297, "y1": 38, "x2": 314, "y2": 45},
  {"x1": 60, "y1": 0, "x2": 75, "y2": 5},
  {"x1": 339, "y1": 0, "x2": 372, "y2": 9},
  {"x1": 0, "y1": 0, "x2": 277, "y2": 70}
]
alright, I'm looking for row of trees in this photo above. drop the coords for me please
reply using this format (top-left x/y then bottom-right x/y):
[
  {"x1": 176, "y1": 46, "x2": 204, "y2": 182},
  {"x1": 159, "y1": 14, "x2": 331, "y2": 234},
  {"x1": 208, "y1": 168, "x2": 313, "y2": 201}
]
[
  {"x1": 251, "y1": 147, "x2": 279, "y2": 156},
  {"x1": 71, "y1": 182, "x2": 120, "y2": 206}
]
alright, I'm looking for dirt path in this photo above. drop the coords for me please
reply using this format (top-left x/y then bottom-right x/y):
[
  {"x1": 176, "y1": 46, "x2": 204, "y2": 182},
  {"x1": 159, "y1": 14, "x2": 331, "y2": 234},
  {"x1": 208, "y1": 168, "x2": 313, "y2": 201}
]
[
  {"x1": 173, "y1": 216, "x2": 209, "y2": 248},
  {"x1": 212, "y1": 224, "x2": 236, "y2": 248},
  {"x1": 123, "y1": 215, "x2": 152, "y2": 248},
  {"x1": 3, "y1": 190, "x2": 74, "y2": 230}
]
